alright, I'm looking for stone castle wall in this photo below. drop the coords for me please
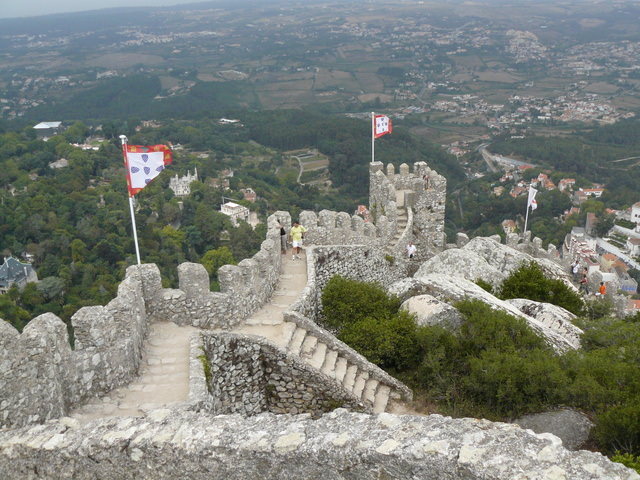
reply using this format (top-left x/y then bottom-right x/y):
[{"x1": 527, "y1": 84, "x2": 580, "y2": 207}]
[
  {"x1": 0, "y1": 229, "x2": 284, "y2": 429},
  {"x1": 0, "y1": 268, "x2": 148, "y2": 428},
  {"x1": 0, "y1": 160, "x2": 637, "y2": 478},
  {"x1": 0, "y1": 409, "x2": 635, "y2": 480},
  {"x1": 202, "y1": 332, "x2": 364, "y2": 416},
  {"x1": 139, "y1": 234, "x2": 282, "y2": 329}
]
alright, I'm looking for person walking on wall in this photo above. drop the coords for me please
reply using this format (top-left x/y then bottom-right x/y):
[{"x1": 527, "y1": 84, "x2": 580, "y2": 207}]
[
  {"x1": 290, "y1": 221, "x2": 307, "y2": 260},
  {"x1": 579, "y1": 274, "x2": 589, "y2": 295},
  {"x1": 278, "y1": 222, "x2": 288, "y2": 254},
  {"x1": 571, "y1": 261, "x2": 580, "y2": 280},
  {"x1": 406, "y1": 241, "x2": 417, "y2": 259}
]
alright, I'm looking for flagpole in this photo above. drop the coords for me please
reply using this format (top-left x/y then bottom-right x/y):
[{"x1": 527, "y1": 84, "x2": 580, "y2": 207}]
[
  {"x1": 120, "y1": 135, "x2": 142, "y2": 265},
  {"x1": 523, "y1": 204, "x2": 530, "y2": 234},
  {"x1": 371, "y1": 111, "x2": 375, "y2": 164}
]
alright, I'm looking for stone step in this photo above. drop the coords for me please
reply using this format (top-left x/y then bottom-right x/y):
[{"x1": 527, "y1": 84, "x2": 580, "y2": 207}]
[
  {"x1": 334, "y1": 357, "x2": 348, "y2": 383},
  {"x1": 352, "y1": 371, "x2": 369, "y2": 399},
  {"x1": 321, "y1": 349, "x2": 338, "y2": 377},
  {"x1": 288, "y1": 327, "x2": 307, "y2": 355},
  {"x1": 373, "y1": 384, "x2": 391, "y2": 413},
  {"x1": 282, "y1": 322, "x2": 297, "y2": 346},
  {"x1": 244, "y1": 304, "x2": 285, "y2": 325},
  {"x1": 309, "y1": 342, "x2": 327, "y2": 369},
  {"x1": 342, "y1": 365, "x2": 358, "y2": 391},
  {"x1": 362, "y1": 378, "x2": 379, "y2": 405},
  {"x1": 300, "y1": 335, "x2": 318, "y2": 358}
]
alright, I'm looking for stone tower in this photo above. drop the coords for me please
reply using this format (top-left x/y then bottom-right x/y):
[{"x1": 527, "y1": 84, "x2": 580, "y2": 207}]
[{"x1": 369, "y1": 161, "x2": 446, "y2": 261}]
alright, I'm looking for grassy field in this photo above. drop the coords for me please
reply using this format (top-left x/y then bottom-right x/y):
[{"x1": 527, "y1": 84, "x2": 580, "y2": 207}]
[{"x1": 86, "y1": 53, "x2": 165, "y2": 68}]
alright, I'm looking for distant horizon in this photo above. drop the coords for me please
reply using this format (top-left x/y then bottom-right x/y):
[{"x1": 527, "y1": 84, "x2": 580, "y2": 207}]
[
  {"x1": 0, "y1": 0, "x2": 587, "y2": 21},
  {"x1": 0, "y1": 0, "x2": 213, "y2": 19}
]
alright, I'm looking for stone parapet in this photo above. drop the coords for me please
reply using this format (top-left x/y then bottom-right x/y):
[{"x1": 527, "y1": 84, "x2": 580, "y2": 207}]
[
  {"x1": 202, "y1": 332, "x2": 364, "y2": 416},
  {"x1": 0, "y1": 267, "x2": 150, "y2": 429},
  {"x1": 0, "y1": 409, "x2": 635, "y2": 480}
]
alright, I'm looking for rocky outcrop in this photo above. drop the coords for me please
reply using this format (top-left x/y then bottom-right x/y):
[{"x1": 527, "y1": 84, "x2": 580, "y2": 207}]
[
  {"x1": 411, "y1": 274, "x2": 580, "y2": 353},
  {"x1": 387, "y1": 278, "x2": 431, "y2": 301},
  {"x1": 506, "y1": 299, "x2": 582, "y2": 349},
  {"x1": 400, "y1": 294, "x2": 463, "y2": 328},
  {"x1": 513, "y1": 409, "x2": 595, "y2": 451},
  {"x1": 417, "y1": 237, "x2": 573, "y2": 289},
  {"x1": 0, "y1": 409, "x2": 635, "y2": 480}
]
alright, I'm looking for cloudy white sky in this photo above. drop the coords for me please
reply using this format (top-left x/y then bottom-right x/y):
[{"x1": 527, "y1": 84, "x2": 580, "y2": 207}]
[{"x1": 0, "y1": 0, "x2": 208, "y2": 19}]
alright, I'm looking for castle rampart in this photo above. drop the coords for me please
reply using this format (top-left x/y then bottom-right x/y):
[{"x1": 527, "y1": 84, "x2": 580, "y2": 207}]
[
  {"x1": 0, "y1": 269, "x2": 149, "y2": 428},
  {"x1": 0, "y1": 409, "x2": 635, "y2": 480}
]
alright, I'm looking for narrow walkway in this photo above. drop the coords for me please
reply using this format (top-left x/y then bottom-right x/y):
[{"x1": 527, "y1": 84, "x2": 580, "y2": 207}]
[
  {"x1": 71, "y1": 322, "x2": 197, "y2": 423},
  {"x1": 70, "y1": 252, "x2": 306, "y2": 424},
  {"x1": 235, "y1": 251, "x2": 307, "y2": 343}
]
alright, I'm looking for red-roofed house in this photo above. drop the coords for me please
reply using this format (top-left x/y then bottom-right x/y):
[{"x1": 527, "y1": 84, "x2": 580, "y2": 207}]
[{"x1": 627, "y1": 299, "x2": 640, "y2": 314}]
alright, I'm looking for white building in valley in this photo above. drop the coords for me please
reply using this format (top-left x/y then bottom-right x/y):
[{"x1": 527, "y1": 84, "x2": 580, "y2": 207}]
[
  {"x1": 221, "y1": 201, "x2": 250, "y2": 226},
  {"x1": 169, "y1": 168, "x2": 198, "y2": 197}
]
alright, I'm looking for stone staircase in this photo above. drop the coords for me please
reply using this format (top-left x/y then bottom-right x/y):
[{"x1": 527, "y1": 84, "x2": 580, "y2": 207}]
[
  {"x1": 71, "y1": 322, "x2": 197, "y2": 423},
  {"x1": 386, "y1": 203, "x2": 408, "y2": 255},
  {"x1": 281, "y1": 322, "x2": 393, "y2": 413},
  {"x1": 71, "y1": 249, "x2": 409, "y2": 422}
]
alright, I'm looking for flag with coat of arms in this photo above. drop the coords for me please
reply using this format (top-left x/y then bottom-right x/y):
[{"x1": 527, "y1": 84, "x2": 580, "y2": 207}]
[
  {"x1": 123, "y1": 144, "x2": 173, "y2": 196},
  {"x1": 374, "y1": 114, "x2": 392, "y2": 138}
]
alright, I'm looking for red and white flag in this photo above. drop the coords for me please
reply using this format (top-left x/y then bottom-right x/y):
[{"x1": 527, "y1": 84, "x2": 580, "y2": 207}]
[
  {"x1": 123, "y1": 144, "x2": 172, "y2": 196},
  {"x1": 374, "y1": 114, "x2": 392, "y2": 138},
  {"x1": 527, "y1": 186, "x2": 538, "y2": 211}
]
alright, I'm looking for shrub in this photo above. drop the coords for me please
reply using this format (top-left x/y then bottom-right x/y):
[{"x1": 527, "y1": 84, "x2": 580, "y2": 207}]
[
  {"x1": 475, "y1": 278, "x2": 494, "y2": 294},
  {"x1": 594, "y1": 399, "x2": 640, "y2": 455},
  {"x1": 499, "y1": 261, "x2": 584, "y2": 315},
  {"x1": 611, "y1": 452, "x2": 640, "y2": 474},
  {"x1": 321, "y1": 275, "x2": 401, "y2": 331},
  {"x1": 339, "y1": 310, "x2": 422, "y2": 371},
  {"x1": 456, "y1": 300, "x2": 549, "y2": 354},
  {"x1": 464, "y1": 348, "x2": 568, "y2": 417}
]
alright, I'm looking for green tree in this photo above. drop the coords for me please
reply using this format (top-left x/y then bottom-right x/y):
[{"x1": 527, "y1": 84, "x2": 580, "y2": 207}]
[
  {"x1": 499, "y1": 262, "x2": 584, "y2": 315},
  {"x1": 201, "y1": 246, "x2": 236, "y2": 277}
]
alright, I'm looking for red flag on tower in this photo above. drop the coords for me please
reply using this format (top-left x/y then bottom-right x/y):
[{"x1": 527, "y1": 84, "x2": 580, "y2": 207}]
[
  {"x1": 373, "y1": 114, "x2": 393, "y2": 138},
  {"x1": 122, "y1": 144, "x2": 173, "y2": 197}
]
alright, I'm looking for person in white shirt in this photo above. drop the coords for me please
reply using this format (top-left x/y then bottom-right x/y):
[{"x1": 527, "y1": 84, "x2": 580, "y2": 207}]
[{"x1": 406, "y1": 242, "x2": 417, "y2": 259}]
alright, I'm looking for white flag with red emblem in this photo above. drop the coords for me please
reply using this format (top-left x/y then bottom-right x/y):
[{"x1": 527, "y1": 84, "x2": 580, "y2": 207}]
[
  {"x1": 374, "y1": 114, "x2": 392, "y2": 138},
  {"x1": 527, "y1": 186, "x2": 538, "y2": 211}
]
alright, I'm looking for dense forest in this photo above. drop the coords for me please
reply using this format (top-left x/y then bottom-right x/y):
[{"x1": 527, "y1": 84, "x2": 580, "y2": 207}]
[{"x1": 0, "y1": 109, "x2": 464, "y2": 332}]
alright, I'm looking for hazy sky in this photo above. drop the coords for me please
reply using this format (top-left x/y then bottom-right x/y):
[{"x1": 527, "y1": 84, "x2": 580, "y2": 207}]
[{"x1": 0, "y1": 0, "x2": 209, "y2": 19}]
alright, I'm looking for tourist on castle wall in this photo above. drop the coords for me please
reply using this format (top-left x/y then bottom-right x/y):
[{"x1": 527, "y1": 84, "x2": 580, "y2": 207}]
[
  {"x1": 596, "y1": 281, "x2": 607, "y2": 297},
  {"x1": 579, "y1": 274, "x2": 589, "y2": 294},
  {"x1": 406, "y1": 242, "x2": 417, "y2": 259},
  {"x1": 290, "y1": 221, "x2": 307, "y2": 260},
  {"x1": 279, "y1": 222, "x2": 288, "y2": 254}
]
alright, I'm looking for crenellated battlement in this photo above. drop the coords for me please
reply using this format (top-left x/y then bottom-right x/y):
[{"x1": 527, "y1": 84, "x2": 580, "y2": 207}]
[
  {"x1": 451, "y1": 231, "x2": 561, "y2": 262},
  {"x1": 0, "y1": 269, "x2": 149, "y2": 428},
  {"x1": 369, "y1": 161, "x2": 447, "y2": 261}
]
